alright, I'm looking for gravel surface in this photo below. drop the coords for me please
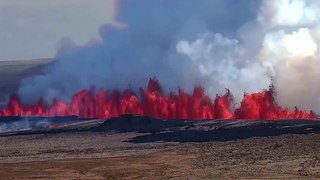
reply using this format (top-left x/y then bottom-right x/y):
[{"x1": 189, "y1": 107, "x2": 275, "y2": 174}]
[{"x1": 1, "y1": 131, "x2": 320, "y2": 179}]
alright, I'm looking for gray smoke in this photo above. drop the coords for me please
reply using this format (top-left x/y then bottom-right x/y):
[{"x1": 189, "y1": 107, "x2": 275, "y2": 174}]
[
  {"x1": 18, "y1": 0, "x2": 320, "y2": 112},
  {"x1": 18, "y1": 0, "x2": 259, "y2": 103}
]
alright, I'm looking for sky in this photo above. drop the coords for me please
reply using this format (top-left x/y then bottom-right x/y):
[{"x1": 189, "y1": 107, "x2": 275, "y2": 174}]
[{"x1": 0, "y1": 0, "x2": 116, "y2": 61}]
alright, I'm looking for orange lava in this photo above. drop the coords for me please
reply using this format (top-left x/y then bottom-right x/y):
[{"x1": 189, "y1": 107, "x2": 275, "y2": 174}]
[{"x1": 0, "y1": 79, "x2": 317, "y2": 120}]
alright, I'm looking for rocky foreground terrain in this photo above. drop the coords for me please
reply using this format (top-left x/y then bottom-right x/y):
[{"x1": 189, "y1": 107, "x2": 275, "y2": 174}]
[{"x1": 0, "y1": 116, "x2": 320, "y2": 179}]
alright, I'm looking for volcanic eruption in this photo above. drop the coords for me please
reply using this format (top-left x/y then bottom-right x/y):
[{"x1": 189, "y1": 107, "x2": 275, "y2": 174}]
[
  {"x1": 2, "y1": 0, "x2": 320, "y2": 121},
  {"x1": 0, "y1": 78, "x2": 317, "y2": 120}
]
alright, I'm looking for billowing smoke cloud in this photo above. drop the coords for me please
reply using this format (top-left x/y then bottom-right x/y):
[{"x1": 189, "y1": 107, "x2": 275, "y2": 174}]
[
  {"x1": 176, "y1": 0, "x2": 320, "y2": 110},
  {"x1": 18, "y1": 0, "x2": 320, "y2": 112},
  {"x1": 176, "y1": 33, "x2": 271, "y2": 102},
  {"x1": 258, "y1": 0, "x2": 320, "y2": 111},
  {"x1": 18, "y1": 0, "x2": 259, "y2": 103}
]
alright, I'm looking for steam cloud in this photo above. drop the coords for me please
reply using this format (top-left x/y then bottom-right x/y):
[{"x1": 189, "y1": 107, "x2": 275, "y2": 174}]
[{"x1": 18, "y1": 0, "x2": 320, "y2": 112}]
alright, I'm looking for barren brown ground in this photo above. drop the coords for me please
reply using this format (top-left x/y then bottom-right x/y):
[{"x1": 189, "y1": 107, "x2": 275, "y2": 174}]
[{"x1": 0, "y1": 132, "x2": 320, "y2": 179}]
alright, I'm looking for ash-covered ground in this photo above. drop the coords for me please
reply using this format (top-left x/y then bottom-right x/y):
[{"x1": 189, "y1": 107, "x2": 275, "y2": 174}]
[{"x1": 1, "y1": 115, "x2": 320, "y2": 179}]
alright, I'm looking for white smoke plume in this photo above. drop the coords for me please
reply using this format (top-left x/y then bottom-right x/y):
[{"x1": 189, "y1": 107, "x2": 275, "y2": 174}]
[
  {"x1": 258, "y1": 0, "x2": 320, "y2": 111},
  {"x1": 18, "y1": 0, "x2": 320, "y2": 112},
  {"x1": 177, "y1": 0, "x2": 320, "y2": 110}
]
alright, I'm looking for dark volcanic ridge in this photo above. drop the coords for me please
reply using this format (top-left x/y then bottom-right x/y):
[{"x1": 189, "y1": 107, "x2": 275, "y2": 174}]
[{"x1": 1, "y1": 115, "x2": 320, "y2": 143}]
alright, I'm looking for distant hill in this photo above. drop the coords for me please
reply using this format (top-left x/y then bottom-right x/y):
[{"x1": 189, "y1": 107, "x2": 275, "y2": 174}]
[{"x1": 0, "y1": 58, "x2": 54, "y2": 103}]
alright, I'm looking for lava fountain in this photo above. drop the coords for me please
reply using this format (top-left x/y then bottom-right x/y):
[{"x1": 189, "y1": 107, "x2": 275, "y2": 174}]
[{"x1": 0, "y1": 79, "x2": 316, "y2": 120}]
